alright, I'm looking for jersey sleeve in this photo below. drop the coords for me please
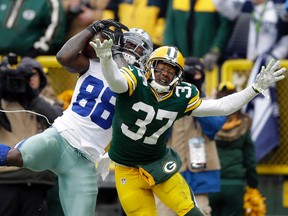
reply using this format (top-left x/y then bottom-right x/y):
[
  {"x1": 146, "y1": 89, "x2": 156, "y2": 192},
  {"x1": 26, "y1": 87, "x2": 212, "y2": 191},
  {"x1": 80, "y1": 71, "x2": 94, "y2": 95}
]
[
  {"x1": 119, "y1": 65, "x2": 145, "y2": 96},
  {"x1": 184, "y1": 86, "x2": 202, "y2": 113},
  {"x1": 120, "y1": 66, "x2": 138, "y2": 96}
]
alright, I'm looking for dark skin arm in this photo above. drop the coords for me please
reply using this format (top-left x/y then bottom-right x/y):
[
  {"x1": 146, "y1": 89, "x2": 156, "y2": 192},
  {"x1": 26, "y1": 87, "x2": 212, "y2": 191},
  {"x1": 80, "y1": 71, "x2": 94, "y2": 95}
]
[
  {"x1": 56, "y1": 29, "x2": 93, "y2": 75},
  {"x1": 56, "y1": 19, "x2": 130, "y2": 74}
]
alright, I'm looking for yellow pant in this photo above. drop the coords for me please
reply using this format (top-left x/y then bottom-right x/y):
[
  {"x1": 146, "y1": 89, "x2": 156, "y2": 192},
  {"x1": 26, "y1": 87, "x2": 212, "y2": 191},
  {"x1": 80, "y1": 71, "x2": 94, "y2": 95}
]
[{"x1": 115, "y1": 165, "x2": 200, "y2": 216}]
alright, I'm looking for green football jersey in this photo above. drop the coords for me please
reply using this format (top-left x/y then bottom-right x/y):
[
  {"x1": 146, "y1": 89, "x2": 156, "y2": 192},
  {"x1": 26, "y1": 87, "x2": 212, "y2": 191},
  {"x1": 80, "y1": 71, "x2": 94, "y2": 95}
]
[{"x1": 108, "y1": 65, "x2": 201, "y2": 166}]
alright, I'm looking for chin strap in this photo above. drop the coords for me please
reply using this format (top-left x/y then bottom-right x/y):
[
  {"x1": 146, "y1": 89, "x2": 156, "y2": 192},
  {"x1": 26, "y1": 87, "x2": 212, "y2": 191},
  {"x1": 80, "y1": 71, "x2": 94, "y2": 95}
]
[
  {"x1": 149, "y1": 67, "x2": 181, "y2": 94},
  {"x1": 150, "y1": 80, "x2": 171, "y2": 93}
]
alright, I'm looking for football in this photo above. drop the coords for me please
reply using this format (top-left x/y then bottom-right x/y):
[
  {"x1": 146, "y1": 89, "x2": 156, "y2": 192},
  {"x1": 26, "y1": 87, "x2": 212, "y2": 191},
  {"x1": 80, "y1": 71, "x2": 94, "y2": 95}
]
[{"x1": 82, "y1": 33, "x2": 105, "y2": 59}]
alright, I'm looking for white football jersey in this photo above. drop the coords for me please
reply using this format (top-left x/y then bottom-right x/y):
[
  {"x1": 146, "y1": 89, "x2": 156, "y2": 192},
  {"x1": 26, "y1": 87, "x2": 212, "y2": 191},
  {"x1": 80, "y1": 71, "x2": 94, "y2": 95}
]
[{"x1": 53, "y1": 60, "x2": 116, "y2": 162}]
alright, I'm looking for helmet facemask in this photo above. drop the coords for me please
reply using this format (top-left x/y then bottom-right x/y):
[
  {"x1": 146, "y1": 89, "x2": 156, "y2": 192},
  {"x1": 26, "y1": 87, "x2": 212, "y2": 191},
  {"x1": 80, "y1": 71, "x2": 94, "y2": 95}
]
[
  {"x1": 122, "y1": 28, "x2": 153, "y2": 69},
  {"x1": 145, "y1": 46, "x2": 184, "y2": 94},
  {"x1": 148, "y1": 60, "x2": 182, "y2": 94}
]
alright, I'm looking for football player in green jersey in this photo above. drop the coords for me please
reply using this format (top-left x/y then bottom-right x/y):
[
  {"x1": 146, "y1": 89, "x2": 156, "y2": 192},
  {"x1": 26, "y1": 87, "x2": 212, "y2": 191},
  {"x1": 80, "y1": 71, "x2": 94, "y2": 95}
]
[{"x1": 90, "y1": 37, "x2": 286, "y2": 216}]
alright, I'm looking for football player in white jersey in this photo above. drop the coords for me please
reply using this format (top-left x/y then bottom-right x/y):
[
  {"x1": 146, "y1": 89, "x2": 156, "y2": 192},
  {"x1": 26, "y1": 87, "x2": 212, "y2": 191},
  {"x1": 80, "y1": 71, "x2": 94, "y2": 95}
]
[
  {"x1": 89, "y1": 37, "x2": 286, "y2": 215},
  {"x1": 0, "y1": 20, "x2": 153, "y2": 216}
]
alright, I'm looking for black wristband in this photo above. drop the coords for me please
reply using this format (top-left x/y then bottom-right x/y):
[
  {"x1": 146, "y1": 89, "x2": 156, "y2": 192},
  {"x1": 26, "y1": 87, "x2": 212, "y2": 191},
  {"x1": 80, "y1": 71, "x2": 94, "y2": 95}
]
[
  {"x1": 86, "y1": 25, "x2": 96, "y2": 35},
  {"x1": 252, "y1": 85, "x2": 261, "y2": 94}
]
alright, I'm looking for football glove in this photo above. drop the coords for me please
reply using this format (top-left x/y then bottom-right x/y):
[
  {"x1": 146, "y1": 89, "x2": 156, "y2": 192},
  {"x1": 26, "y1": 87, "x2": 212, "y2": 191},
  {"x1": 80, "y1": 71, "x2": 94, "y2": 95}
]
[
  {"x1": 252, "y1": 59, "x2": 286, "y2": 97},
  {"x1": 89, "y1": 38, "x2": 113, "y2": 60},
  {"x1": 101, "y1": 29, "x2": 125, "y2": 56},
  {"x1": 86, "y1": 19, "x2": 129, "y2": 35}
]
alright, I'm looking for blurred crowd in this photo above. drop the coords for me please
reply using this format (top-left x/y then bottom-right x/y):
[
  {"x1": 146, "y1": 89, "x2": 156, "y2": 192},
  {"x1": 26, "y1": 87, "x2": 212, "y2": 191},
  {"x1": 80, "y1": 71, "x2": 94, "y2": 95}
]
[{"x1": 1, "y1": 0, "x2": 288, "y2": 71}]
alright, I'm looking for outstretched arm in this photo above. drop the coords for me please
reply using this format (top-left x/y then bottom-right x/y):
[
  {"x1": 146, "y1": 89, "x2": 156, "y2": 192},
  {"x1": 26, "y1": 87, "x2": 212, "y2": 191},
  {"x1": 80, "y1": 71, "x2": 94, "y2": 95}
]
[
  {"x1": 56, "y1": 19, "x2": 129, "y2": 75},
  {"x1": 56, "y1": 29, "x2": 92, "y2": 74},
  {"x1": 193, "y1": 59, "x2": 286, "y2": 116},
  {"x1": 90, "y1": 38, "x2": 128, "y2": 93},
  {"x1": 193, "y1": 86, "x2": 257, "y2": 116}
]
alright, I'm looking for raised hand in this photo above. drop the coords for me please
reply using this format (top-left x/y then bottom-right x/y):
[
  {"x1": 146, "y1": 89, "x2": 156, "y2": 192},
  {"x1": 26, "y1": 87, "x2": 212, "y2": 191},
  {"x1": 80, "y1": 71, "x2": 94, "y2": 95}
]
[
  {"x1": 89, "y1": 38, "x2": 113, "y2": 60},
  {"x1": 252, "y1": 59, "x2": 286, "y2": 97}
]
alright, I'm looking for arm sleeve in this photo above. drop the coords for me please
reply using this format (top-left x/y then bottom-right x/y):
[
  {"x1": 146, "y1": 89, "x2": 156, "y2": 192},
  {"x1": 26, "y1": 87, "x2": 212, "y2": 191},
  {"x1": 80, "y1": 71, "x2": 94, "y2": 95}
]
[
  {"x1": 100, "y1": 58, "x2": 128, "y2": 93},
  {"x1": 192, "y1": 86, "x2": 258, "y2": 116}
]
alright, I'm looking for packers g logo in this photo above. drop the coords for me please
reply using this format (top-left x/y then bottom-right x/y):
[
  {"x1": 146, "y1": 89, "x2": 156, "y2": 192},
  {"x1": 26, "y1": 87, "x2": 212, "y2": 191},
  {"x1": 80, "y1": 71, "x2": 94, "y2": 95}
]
[{"x1": 163, "y1": 161, "x2": 177, "y2": 173}]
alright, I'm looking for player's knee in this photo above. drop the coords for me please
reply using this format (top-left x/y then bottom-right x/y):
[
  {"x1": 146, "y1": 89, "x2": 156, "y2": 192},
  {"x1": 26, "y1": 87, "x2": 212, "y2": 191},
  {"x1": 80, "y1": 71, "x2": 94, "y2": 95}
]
[
  {"x1": 120, "y1": 193, "x2": 142, "y2": 213},
  {"x1": 7, "y1": 148, "x2": 23, "y2": 167}
]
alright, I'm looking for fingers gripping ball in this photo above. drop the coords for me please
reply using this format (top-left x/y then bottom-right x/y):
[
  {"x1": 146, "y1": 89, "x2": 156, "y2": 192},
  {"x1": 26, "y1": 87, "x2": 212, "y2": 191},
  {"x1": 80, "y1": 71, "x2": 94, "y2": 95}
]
[
  {"x1": 100, "y1": 21, "x2": 129, "y2": 51},
  {"x1": 87, "y1": 19, "x2": 129, "y2": 35},
  {"x1": 89, "y1": 38, "x2": 113, "y2": 60},
  {"x1": 252, "y1": 59, "x2": 286, "y2": 94},
  {"x1": 101, "y1": 30, "x2": 124, "y2": 47},
  {"x1": 87, "y1": 20, "x2": 129, "y2": 57},
  {"x1": 86, "y1": 19, "x2": 114, "y2": 34}
]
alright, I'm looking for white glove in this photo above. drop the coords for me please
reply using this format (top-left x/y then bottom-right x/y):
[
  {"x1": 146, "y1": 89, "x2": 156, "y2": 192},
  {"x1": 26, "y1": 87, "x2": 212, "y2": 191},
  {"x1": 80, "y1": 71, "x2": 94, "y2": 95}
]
[
  {"x1": 252, "y1": 59, "x2": 286, "y2": 97},
  {"x1": 89, "y1": 38, "x2": 113, "y2": 60},
  {"x1": 96, "y1": 152, "x2": 111, "y2": 181}
]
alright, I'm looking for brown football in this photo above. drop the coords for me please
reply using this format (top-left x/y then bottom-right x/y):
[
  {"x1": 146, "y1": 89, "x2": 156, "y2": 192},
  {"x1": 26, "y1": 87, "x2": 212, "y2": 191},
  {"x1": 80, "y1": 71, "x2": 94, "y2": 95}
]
[{"x1": 81, "y1": 33, "x2": 105, "y2": 59}]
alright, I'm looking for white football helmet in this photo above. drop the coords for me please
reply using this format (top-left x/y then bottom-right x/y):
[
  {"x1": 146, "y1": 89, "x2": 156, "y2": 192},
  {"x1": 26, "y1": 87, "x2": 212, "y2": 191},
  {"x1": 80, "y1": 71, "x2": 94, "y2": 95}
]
[{"x1": 122, "y1": 28, "x2": 153, "y2": 69}]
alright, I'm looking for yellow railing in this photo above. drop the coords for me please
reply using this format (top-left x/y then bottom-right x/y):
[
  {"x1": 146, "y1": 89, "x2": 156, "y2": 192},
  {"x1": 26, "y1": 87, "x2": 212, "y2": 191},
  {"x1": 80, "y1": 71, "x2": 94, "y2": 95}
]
[
  {"x1": 221, "y1": 59, "x2": 253, "y2": 82},
  {"x1": 221, "y1": 59, "x2": 288, "y2": 175},
  {"x1": 205, "y1": 66, "x2": 219, "y2": 96},
  {"x1": 35, "y1": 56, "x2": 78, "y2": 95},
  {"x1": 36, "y1": 55, "x2": 62, "y2": 68}
]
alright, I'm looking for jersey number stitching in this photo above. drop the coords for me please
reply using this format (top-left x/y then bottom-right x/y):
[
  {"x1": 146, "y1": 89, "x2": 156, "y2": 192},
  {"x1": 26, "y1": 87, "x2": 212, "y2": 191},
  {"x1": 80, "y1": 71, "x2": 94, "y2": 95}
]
[
  {"x1": 121, "y1": 102, "x2": 177, "y2": 144},
  {"x1": 72, "y1": 75, "x2": 115, "y2": 129}
]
